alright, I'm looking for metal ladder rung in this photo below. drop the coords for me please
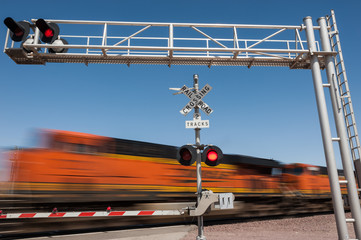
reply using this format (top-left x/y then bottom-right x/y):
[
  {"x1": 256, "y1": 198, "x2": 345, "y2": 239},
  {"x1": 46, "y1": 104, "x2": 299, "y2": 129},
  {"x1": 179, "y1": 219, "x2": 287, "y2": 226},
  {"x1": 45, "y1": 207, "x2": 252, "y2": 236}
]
[
  {"x1": 339, "y1": 180, "x2": 348, "y2": 184},
  {"x1": 341, "y1": 91, "x2": 349, "y2": 96},
  {"x1": 329, "y1": 30, "x2": 337, "y2": 36},
  {"x1": 339, "y1": 81, "x2": 346, "y2": 86},
  {"x1": 338, "y1": 71, "x2": 344, "y2": 76},
  {"x1": 336, "y1": 61, "x2": 343, "y2": 67},
  {"x1": 346, "y1": 218, "x2": 355, "y2": 223}
]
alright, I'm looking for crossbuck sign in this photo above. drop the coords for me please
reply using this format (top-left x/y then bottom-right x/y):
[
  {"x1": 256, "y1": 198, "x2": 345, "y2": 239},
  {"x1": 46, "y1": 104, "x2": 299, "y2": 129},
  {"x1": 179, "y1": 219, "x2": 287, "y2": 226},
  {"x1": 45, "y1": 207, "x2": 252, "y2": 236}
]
[{"x1": 179, "y1": 84, "x2": 213, "y2": 116}]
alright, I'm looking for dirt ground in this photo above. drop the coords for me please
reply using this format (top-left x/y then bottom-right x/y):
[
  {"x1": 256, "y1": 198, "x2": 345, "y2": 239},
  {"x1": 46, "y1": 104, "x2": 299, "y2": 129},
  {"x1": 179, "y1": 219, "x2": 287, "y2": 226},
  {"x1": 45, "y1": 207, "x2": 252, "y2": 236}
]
[{"x1": 181, "y1": 213, "x2": 356, "y2": 240}]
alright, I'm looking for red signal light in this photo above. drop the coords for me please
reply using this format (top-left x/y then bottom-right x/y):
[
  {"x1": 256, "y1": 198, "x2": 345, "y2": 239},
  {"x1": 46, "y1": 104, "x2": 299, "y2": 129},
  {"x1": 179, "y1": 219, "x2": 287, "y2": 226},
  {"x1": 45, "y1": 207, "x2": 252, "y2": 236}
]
[
  {"x1": 177, "y1": 145, "x2": 197, "y2": 166},
  {"x1": 202, "y1": 146, "x2": 223, "y2": 166},
  {"x1": 35, "y1": 19, "x2": 59, "y2": 43},
  {"x1": 3, "y1": 17, "x2": 30, "y2": 42},
  {"x1": 44, "y1": 29, "x2": 54, "y2": 38},
  {"x1": 180, "y1": 148, "x2": 192, "y2": 161},
  {"x1": 34, "y1": 18, "x2": 68, "y2": 53},
  {"x1": 207, "y1": 150, "x2": 218, "y2": 162},
  {"x1": 14, "y1": 29, "x2": 23, "y2": 37}
]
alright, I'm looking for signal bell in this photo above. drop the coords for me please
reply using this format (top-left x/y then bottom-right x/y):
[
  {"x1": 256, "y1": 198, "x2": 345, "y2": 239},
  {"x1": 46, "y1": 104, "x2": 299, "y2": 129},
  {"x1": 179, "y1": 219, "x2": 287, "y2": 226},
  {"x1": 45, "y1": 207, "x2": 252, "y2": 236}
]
[
  {"x1": 177, "y1": 145, "x2": 197, "y2": 166},
  {"x1": 202, "y1": 146, "x2": 223, "y2": 166},
  {"x1": 3, "y1": 17, "x2": 30, "y2": 42},
  {"x1": 49, "y1": 39, "x2": 69, "y2": 53}
]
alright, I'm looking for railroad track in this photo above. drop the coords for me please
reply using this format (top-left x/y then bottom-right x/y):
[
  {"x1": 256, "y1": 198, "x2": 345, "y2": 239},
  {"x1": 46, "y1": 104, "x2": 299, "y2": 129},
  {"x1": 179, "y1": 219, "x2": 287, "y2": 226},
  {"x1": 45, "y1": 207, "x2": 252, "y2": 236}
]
[{"x1": 0, "y1": 196, "x2": 334, "y2": 239}]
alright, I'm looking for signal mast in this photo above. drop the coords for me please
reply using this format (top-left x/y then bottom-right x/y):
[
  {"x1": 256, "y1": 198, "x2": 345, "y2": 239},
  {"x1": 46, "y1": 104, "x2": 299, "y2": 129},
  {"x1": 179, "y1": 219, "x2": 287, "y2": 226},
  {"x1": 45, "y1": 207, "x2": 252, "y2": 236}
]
[{"x1": 171, "y1": 74, "x2": 230, "y2": 240}]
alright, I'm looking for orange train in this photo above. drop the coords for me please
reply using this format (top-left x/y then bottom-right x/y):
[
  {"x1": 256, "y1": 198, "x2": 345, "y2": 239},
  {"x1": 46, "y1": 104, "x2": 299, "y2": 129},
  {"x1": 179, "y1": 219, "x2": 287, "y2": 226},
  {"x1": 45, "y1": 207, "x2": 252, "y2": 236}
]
[{"x1": 1, "y1": 129, "x2": 343, "y2": 203}]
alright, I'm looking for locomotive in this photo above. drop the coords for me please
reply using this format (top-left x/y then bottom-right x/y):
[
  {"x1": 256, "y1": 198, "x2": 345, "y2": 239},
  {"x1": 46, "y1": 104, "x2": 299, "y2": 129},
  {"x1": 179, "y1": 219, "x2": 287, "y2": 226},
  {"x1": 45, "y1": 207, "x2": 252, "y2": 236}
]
[
  {"x1": 0, "y1": 129, "x2": 346, "y2": 237},
  {"x1": 0, "y1": 129, "x2": 340, "y2": 205}
]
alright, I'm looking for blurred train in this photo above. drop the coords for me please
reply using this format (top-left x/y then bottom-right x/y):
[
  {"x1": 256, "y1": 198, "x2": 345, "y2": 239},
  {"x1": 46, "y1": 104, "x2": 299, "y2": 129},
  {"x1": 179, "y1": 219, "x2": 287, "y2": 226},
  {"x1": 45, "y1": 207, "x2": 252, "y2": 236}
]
[{"x1": 0, "y1": 129, "x2": 344, "y2": 205}]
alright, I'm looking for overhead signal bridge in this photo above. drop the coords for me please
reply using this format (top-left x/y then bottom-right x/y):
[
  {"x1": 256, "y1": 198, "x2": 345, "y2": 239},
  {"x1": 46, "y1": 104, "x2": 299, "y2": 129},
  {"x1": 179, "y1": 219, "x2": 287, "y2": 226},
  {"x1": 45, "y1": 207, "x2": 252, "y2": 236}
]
[{"x1": 4, "y1": 19, "x2": 333, "y2": 68}]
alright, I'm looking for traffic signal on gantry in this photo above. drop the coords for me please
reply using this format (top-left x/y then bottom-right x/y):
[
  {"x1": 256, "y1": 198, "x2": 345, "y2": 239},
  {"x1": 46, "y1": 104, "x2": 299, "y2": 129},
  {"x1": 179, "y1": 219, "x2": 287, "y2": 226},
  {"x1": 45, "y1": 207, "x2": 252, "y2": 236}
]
[
  {"x1": 35, "y1": 19, "x2": 59, "y2": 43},
  {"x1": 35, "y1": 19, "x2": 68, "y2": 53},
  {"x1": 3, "y1": 17, "x2": 30, "y2": 42},
  {"x1": 176, "y1": 145, "x2": 223, "y2": 166},
  {"x1": 4, "y1": 17, "x2": 68, "y2": 53}
]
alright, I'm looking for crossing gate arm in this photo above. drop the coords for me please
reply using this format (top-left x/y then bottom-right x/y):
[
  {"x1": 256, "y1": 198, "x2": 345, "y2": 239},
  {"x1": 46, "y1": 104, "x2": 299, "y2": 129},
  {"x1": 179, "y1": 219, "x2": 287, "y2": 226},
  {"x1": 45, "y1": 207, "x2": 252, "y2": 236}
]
[
  {"x1": 0, "y1": 191, "x2": 234, "y2": 219},
  {"x1": 0, "y1": 210, "x2": 185, "y2": 219}
]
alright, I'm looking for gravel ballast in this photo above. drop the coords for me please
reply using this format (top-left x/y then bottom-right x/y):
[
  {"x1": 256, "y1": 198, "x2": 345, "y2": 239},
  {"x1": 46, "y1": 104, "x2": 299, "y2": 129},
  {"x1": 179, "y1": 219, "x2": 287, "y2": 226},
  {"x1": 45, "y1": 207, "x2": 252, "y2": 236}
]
[{"x1": 181, "y1": 213, "x2": 356, "y2": 240}]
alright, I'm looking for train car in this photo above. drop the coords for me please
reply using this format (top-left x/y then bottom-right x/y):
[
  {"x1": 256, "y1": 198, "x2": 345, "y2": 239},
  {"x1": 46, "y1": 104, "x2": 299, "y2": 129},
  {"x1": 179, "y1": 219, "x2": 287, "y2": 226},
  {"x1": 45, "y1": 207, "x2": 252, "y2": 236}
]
[
  {"x1": 281, "y1": 163, "x2": 346, "y2": 197},
  {"x1": 3, "y1": 129, "x2": 283, "y2": 203}
]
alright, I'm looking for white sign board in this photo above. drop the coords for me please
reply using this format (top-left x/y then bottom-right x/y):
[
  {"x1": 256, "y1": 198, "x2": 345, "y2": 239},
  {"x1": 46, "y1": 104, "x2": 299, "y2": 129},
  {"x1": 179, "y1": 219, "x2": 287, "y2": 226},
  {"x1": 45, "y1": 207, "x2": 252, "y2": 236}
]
[
  {"x1": 197, "y1": 100, "x2": 213, "y2": 115},
  {"x1": 218, "y1": 193, "x2": 234, "y2": 209},
  {"x1": 179, "y1": 84, "x2": 213, "y2": 116},
  {"x1": 185, "y1": 120, "x2": 210, "y2": 129}
]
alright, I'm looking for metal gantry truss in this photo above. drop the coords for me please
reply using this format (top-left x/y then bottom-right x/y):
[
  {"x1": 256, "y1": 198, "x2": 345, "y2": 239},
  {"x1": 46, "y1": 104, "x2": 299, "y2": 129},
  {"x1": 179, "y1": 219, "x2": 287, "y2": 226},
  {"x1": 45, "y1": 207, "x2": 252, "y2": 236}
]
[{"x1": 4, "y1": 19, "x2": 334, "y2": 68}]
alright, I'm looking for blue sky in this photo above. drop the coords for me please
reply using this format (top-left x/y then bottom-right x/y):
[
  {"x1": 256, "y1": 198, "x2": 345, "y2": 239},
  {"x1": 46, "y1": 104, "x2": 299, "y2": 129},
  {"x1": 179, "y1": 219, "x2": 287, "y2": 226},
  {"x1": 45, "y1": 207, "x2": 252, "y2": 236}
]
[{"x1": 0, "y1": 0, "x2": 360, "y2": 168}]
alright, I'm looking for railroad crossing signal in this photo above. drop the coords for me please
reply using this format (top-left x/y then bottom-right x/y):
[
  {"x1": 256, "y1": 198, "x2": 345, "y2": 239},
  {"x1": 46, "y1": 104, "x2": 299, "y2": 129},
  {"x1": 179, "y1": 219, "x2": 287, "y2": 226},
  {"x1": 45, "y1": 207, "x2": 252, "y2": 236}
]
[
  {"x1": 3, "y1": 17, "x2": 68, "y2": 53},
  {"x1": 34, "y1": 18, "x2": 69, "y2": 53},
  {"x1": 178, "y1": 83, "x2": 213, "y2": 116},
  {"x1": 35, "y1": 19, "x2": 60, "y2": 43},
  {"x1": 202, "y1": 146, "x2": 223, "y2": 166},
  {"x1": 177, "y1": 145, "x2": 197, "y2": 166},
  {"x1": 176, "y1": 145, "x2": 223, "y2": 166},
  {"x1": 3, "y1": 18, "x2": 30, "y2": 42}
]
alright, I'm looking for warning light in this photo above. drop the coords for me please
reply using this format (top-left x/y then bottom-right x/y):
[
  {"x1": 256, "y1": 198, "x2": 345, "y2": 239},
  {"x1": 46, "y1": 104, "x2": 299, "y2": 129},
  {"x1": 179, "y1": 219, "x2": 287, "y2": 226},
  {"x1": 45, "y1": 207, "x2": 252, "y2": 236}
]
[
  {"x1": 202, "y1": 146, "x2": 223, "y2": 166},
  {"x1": 3, "y1": 17, "x2": 30, "y2": 42},
  {"x1": 35, "y1": 18, "x2": 59, "y2": 43},
  {"x1": 45, "y1": 29, "x2": 54, "y2": 38},
  {"x1": 34, "y1": 18, "x2": 68, "y2": 53},
  {"x1": 177, "y1": 145, "x2": 197, "y2": 166},
  {"x1": 207, "y1": 150, "x2": 218, "y2": 161}
]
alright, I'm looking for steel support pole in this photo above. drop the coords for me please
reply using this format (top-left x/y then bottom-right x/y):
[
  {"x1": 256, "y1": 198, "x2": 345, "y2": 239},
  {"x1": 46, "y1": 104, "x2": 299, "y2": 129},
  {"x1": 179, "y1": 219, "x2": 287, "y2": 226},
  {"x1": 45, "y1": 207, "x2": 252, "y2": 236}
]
[
  {"x1": 318, "y1": 17, "x2": 361, "y2": 239},
  {"x1": 193, "y1": 74, "x2": 206, "y2": 240},
  {"x1": 304, "y1": 16, "x2": 349, "y2": 240}
]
